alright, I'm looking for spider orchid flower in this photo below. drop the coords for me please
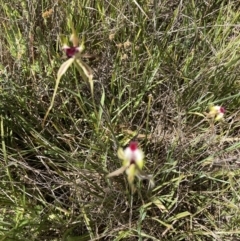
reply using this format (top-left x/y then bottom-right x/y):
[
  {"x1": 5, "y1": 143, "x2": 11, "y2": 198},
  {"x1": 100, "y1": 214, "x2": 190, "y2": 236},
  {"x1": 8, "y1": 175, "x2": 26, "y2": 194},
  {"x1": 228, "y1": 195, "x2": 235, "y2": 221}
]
[
  {"x1": 208, "y1": 105, "x2": 225, "y2": 121},
  {"x1": 42, "y1": 29, "x2": 93, "y2": 126},
  {"x1": 59, "y1": 31, "x2": 93, "y2": 91},
  {"x1": 62, "y1": 32, "x2": 84, "y2": 58},
  {"x1": 107, "y1": 141, "x2": 155, "y2": 191}
]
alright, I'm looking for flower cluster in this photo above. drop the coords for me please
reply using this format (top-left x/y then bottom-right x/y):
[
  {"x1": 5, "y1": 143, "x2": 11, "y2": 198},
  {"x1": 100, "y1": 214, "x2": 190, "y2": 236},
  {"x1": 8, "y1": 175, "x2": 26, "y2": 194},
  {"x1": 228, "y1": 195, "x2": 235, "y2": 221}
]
[{"x1": 107, "y1": 141, "x2": 154, "y2": 191}]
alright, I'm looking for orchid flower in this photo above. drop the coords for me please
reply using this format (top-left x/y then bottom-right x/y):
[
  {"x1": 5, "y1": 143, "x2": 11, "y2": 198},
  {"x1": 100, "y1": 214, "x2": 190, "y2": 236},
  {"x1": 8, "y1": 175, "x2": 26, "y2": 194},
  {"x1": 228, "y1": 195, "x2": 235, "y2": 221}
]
[
  {"x1": 208, "y1": 105, "x2": 225, "y2": 121},
  {"x1": 107, "y1": 141, "x2": 155, "y2": 191},
  {"x1": 42, "y1": 29, "x2": 94, "y2": 126}
]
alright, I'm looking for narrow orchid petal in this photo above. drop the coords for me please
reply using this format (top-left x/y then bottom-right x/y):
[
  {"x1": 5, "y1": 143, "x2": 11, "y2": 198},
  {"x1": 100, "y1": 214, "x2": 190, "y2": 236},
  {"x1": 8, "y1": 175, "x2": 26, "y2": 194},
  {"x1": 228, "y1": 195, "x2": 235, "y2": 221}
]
[
  {"x1": 126, "y1": 165, "x2": 136, "y2": 186},
  {"x1": 117, "y1": 148, "x2": 125, "y2": 161},
  {"x1": 74, "y1": 58, "x2": 94, "y2": 95},
  {"x1": 106, "y1": 166, "x2": 128, "y2": 178},
  {"x1": 137, "y1": 172, "x2": 155, "y2": 189},
  {"x1": 62, "y1": 44, "x2": 70, "y2": 49},
  {"x1": 42, "y1": 58, "x2": 74, "y2": 126},
  {"x1": 57, "y1": 58, "x2": 75, "y2": 78},
  {"x1": 215, "y1": 112, "x2": 224, "y2": 121},
  {"x1": 209, "y1": 106, "x2": 220, "y2": 115},
  {"x1": 126, "y1": 164, "x2": 137, "y2": 177},
  {"x1": 74, "y1": 58, "x2": 93, "y2": 80},
  {"x1": 123, "y1": 147, "x2": 133, "y2": 161},
  {"x1": 148, "y1": 178, "x2": 155, "y2": 189},
  {"x1": 70, "y1": 31, "x2": 79, "y2": 47},
  {"x1": 135, "y1": 150, "x2": 144, "y2": 169},
  {"x1": 77, "y1": 44, "x2": 85, "y2": 53}
]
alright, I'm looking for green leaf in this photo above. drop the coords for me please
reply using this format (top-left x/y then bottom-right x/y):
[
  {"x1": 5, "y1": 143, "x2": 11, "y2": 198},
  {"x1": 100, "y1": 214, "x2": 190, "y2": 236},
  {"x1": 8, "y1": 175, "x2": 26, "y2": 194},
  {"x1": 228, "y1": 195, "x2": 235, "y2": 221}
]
[
  {"x1": 151, "y1": 197, "x2": 168, "y2": 212},
  {"x1": 98, "y1": 85, "x2": 105, "y2": 128}
]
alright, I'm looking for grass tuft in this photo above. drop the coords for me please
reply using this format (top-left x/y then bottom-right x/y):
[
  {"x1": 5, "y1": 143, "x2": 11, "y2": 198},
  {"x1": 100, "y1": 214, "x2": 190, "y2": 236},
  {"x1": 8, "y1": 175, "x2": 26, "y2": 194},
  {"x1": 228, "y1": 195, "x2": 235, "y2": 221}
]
[{"x1": 1, "y1": 0, "x2": 240, "y2": 240}]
